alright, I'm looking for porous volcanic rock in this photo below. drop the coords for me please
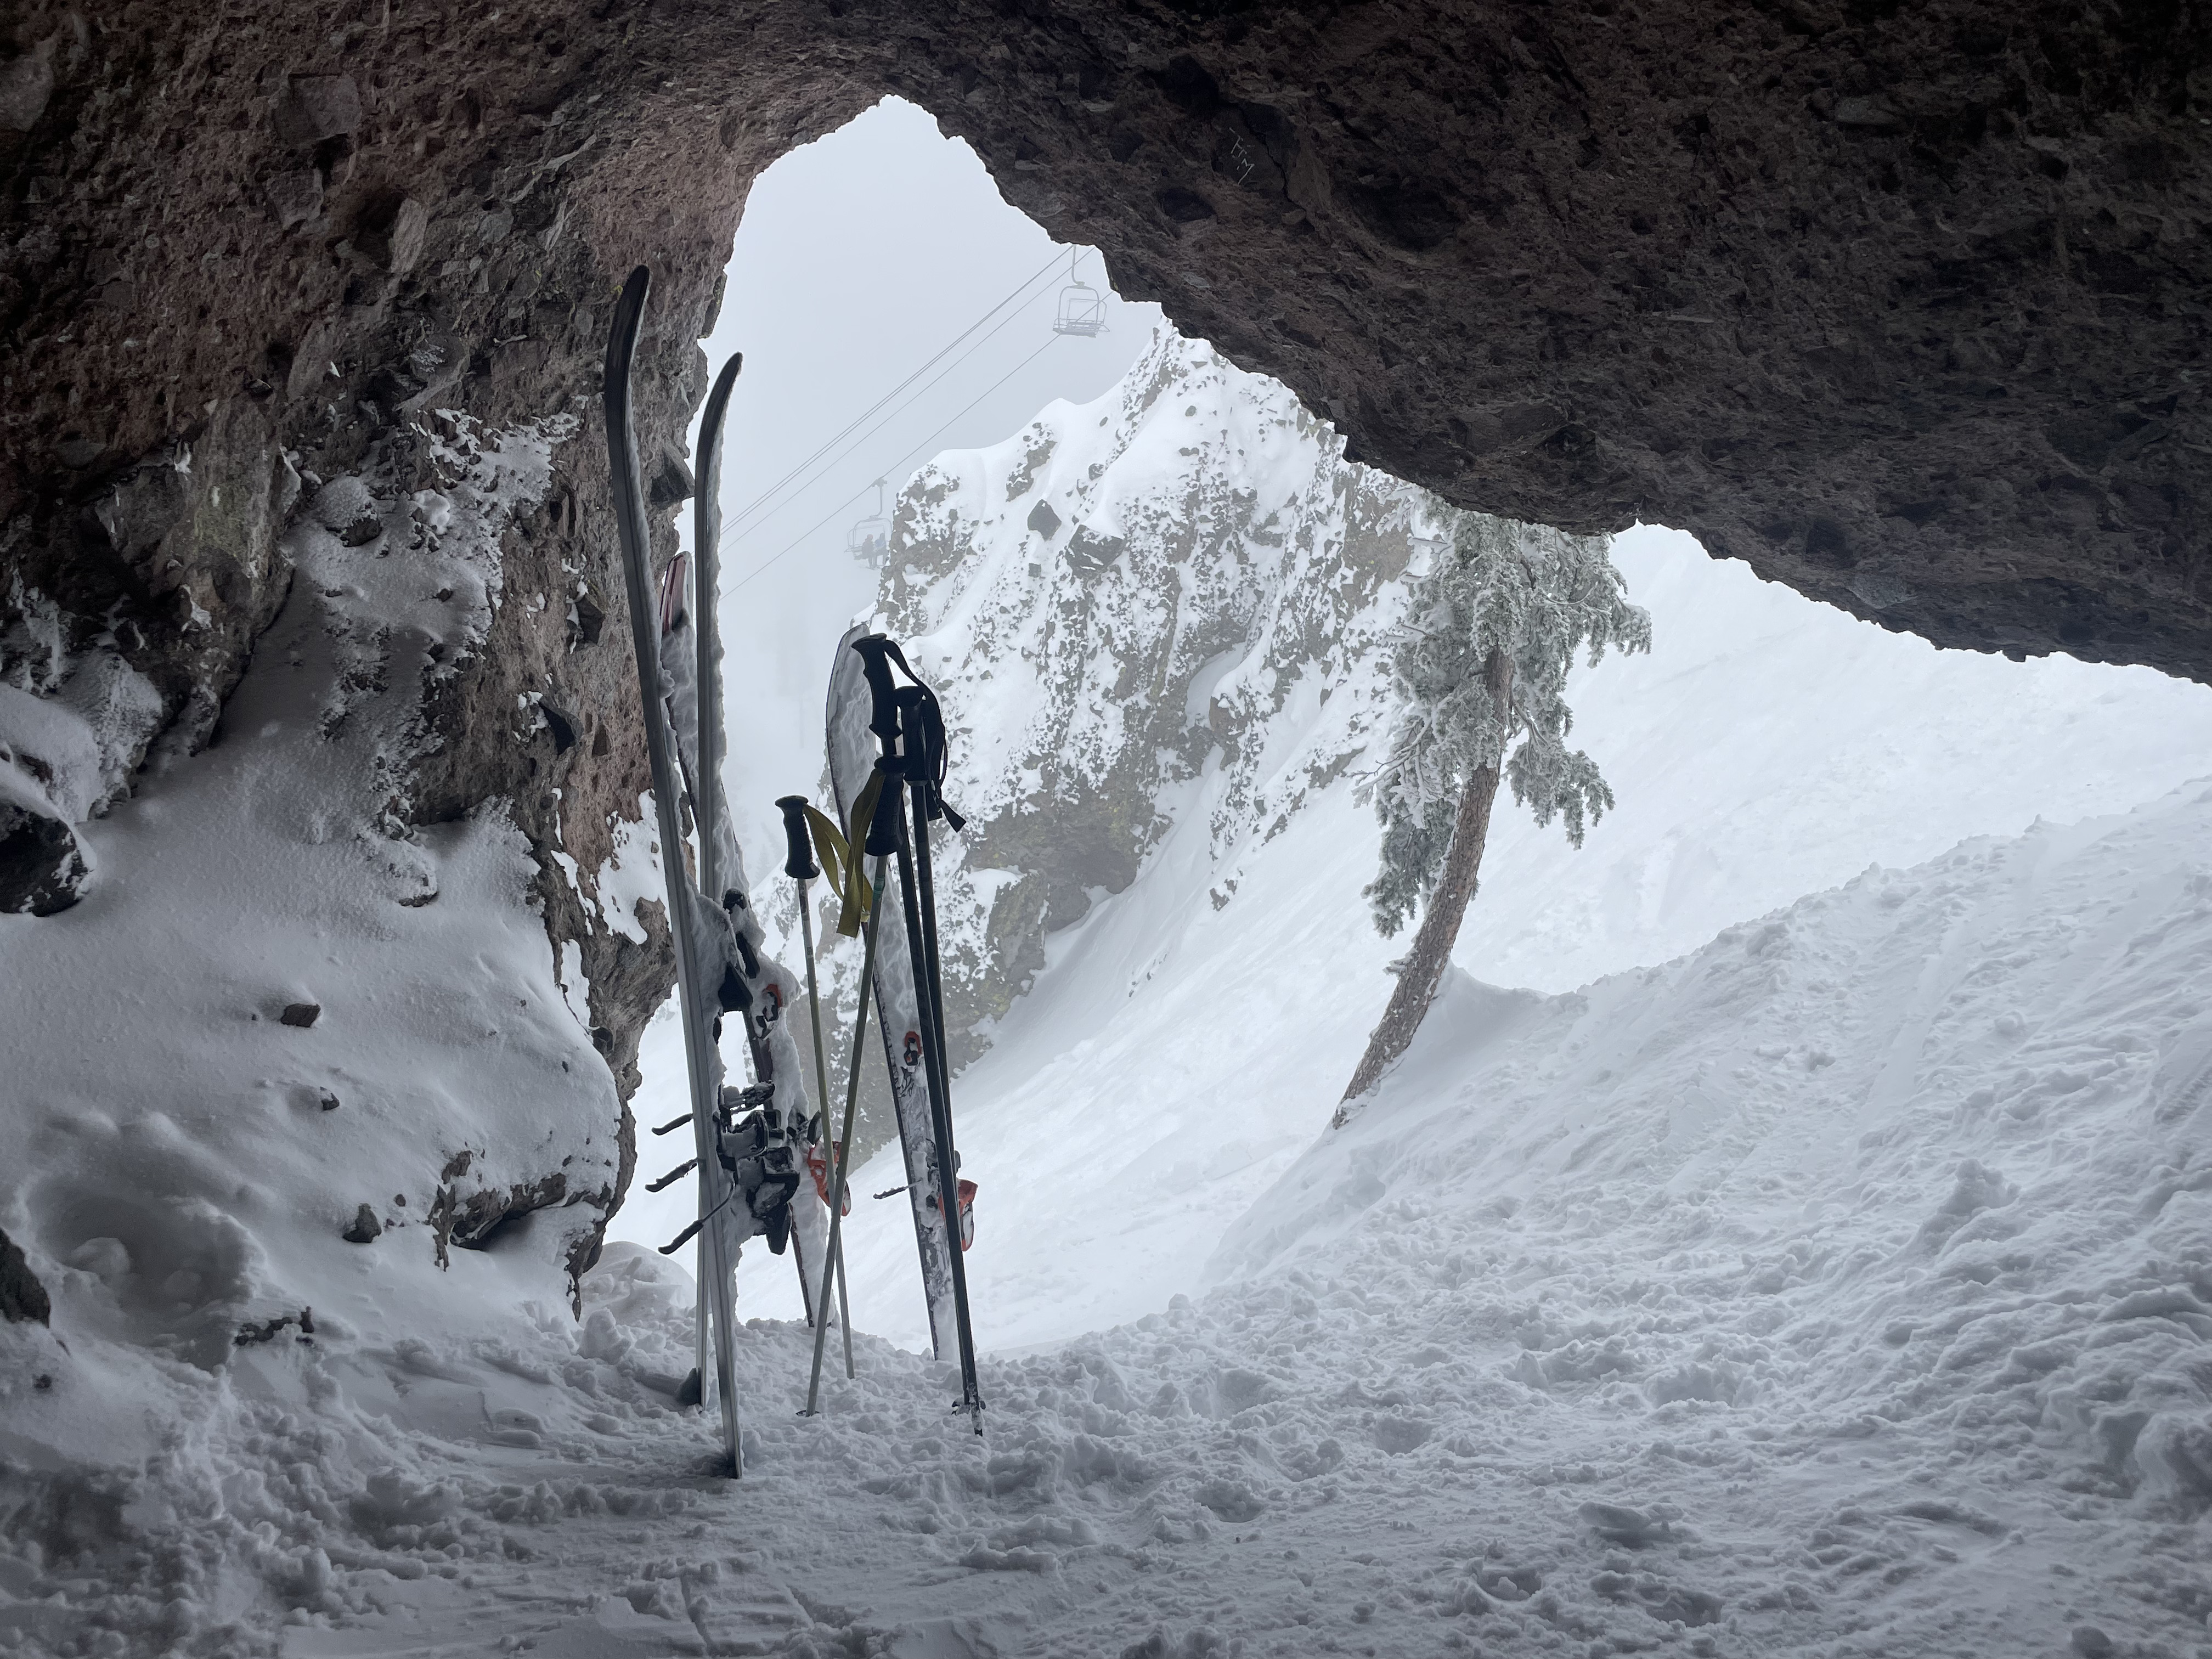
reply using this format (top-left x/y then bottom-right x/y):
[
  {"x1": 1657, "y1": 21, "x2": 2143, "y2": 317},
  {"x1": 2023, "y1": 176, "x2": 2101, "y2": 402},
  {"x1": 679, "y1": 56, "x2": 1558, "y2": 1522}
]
[{"x1": 1, "y1": 0, "x2": 2205, "y2": 1259}]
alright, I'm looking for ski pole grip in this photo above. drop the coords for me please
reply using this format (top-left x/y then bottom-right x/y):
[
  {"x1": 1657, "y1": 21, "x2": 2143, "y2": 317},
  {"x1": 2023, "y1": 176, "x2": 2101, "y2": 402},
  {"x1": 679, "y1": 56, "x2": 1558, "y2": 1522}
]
[
  {"x1": 774, "y1": 795, "x2": 819, "y2": 881},
  {"x1": 865, "y1": 757, "x2": 905, "y2": 857},
  {"x1": 894, "y1": 684, "x2": 930, "y2": 775},
  {"x1": 850, "y1": 634, "x2": 903, "y2": 743}
]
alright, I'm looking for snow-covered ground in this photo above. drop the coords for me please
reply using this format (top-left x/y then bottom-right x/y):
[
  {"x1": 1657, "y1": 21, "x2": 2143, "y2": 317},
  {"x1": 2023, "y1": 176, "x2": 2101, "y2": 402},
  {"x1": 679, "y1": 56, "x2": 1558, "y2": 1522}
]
[
  {"x1": 9, "y1": 778, "x2": 2205, "y2": 1657},
  {"x1": 8, "y1": 351, "x2": 2212, "y2": 1657}
]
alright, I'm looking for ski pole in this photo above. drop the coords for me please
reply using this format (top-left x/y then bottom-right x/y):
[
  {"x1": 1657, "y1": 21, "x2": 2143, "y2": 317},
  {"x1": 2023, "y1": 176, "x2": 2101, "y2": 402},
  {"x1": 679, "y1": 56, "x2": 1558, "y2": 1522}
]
[
  {"x1": 894, "y1": 685, "x2": 984, "y2": 1432},
  {"x1": 851, "y1": 636, "x2": 984, "y2": 1429},
  {"x1": 805, "y1": 763, "x2": 900, "y2": 1417},
  {"x1": 779, "y1": 795, "x2": 854, "y2": 1378}
]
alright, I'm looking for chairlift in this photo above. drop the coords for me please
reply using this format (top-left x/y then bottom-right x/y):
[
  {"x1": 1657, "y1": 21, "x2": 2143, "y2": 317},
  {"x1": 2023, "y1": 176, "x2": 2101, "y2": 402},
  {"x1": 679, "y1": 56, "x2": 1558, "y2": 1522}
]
[
  {"x1": 1053, "y1": 250, "x2": 1107, "y2": 339},
  {"x1": 848, "y1": 478, "x2": 891, "y2": 568}
]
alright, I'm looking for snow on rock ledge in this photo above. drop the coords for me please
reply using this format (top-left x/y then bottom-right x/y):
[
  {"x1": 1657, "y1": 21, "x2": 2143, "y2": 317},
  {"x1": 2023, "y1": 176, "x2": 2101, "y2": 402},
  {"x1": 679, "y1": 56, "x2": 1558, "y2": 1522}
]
[{"x1": 0, "y1": 409, "x2": 633, "y2": 1392}]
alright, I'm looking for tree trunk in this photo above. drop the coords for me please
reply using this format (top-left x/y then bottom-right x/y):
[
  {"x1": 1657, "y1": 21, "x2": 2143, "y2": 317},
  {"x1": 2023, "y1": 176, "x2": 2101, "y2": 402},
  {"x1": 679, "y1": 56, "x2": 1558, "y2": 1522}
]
[{"x1": 1337, "y1": 650, "x2": 1514, "y2": 1122}]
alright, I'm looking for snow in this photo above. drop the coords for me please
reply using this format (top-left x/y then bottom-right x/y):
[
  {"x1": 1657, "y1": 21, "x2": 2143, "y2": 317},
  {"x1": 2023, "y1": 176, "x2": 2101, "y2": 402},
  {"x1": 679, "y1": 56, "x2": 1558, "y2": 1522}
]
[
  {"x1": 13, "y1": 786, "x2": 2209, "y2": 1656},
  {"x1": 685, "y1": 511, "x2": 2212, "y2": 1358},
  {"x1": 7, "y1": 343, "x2": 2212, "y2": 1654}
]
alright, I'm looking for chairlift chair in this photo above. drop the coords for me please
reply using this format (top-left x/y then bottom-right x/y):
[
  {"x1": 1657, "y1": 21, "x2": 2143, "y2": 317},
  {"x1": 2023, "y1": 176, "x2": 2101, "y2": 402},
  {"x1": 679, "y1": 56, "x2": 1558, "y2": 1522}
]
[
  {"x1": 848, "y1": 479, "x2": 891, "y2": 568},
  {"x1": 1052, "y1": 250, "x2": 1107, "y2": 338},
  {"x1": 1053, "y1": 279, "x2": 1106, "y2": 338}
]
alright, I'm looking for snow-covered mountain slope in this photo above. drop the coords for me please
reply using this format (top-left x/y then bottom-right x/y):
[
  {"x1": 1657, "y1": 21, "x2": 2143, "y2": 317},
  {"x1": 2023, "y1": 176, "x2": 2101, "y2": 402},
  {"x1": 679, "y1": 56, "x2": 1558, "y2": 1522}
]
[
  {"x1": 15, "y1": 783, "x2": 2200, "y2": 1659},
  {"x1": 750, "y1": 330, "x2": 1421, "y2": 1169},
  {"x1": 693, "y1": 511, "x2": 2212, "y2": 1351},
  {"x1": 619, "y1": 329, "x2": 2212, "y2": 1335}
]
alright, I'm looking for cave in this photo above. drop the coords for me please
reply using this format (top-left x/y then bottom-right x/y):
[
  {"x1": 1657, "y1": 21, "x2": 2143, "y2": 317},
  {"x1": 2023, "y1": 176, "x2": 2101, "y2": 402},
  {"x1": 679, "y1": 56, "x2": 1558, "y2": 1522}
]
[
  {"x1": 8, "y1": 0, "x2": 2209, "y2": 976},
  {"x1": 7, "y1": 0, "x2": 2206, "y2": 1060},
  {"x1": 4, "y1": 4, "x2": 2212, "y2": 1650}
]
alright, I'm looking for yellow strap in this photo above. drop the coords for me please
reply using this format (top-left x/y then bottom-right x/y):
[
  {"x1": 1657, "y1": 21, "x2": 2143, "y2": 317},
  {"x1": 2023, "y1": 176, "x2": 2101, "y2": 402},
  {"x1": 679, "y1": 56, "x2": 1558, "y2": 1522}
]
[
  {"x1": 822, "y1": 783, "x2": 881, "y2": 938},
  {"x1": 802, "y1": 804, "x2": 849, "y2": 894}
]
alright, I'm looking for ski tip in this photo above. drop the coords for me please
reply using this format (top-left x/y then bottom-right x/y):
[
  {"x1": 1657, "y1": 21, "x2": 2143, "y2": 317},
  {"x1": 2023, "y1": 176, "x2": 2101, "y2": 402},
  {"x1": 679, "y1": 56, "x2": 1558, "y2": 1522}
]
[{"x1": 603, "y1": 267, "x2": 652, "y2": 405}]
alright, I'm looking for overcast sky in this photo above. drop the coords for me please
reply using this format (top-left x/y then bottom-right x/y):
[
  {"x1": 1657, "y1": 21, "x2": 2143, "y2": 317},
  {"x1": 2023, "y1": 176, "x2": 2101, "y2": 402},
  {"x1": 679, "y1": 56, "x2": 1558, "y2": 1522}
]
[{"x1": 682, "y1": 97, "x2": 1163, "y2": 876}]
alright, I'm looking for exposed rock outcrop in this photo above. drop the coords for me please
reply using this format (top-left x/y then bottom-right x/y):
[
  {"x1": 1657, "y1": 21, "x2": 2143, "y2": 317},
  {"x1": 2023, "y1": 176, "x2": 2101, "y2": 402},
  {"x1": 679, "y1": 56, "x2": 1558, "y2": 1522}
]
[
  {"x1": 794, "y1": 331, "x2": 1425, "y2": 1161},
  {"x1": 0, "y1": 1225, "x2": 50, "y2": 1324}
]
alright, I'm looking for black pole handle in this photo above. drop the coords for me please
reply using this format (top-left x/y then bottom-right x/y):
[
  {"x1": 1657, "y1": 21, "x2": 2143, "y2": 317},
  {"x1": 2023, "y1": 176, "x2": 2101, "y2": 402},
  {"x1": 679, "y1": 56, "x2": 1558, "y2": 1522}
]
[
  {"x1": 895, "y1": 682, "x2": 963, "y2": 828},
  {"x1": 850, "y1": 634, "x2": 903, "y2": 743},
  {"x1": 893, "y1": 685, "x2": 938, "y2": 823},
  {"x1": 865, "y1": 756, "x2": 905, "y2": 857},
  {"x1": 894, "y1": 683, "x2": 929, "y2": 765},
  {"x1": 775, "y1": 795, "x2": 819, "y2": 881}
]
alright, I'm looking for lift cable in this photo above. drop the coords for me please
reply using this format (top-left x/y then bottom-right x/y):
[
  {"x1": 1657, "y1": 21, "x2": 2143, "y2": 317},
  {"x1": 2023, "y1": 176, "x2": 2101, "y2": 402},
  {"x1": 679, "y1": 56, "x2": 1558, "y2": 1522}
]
[
  {"x1": 725, "y1": 331, "x2": 1064, "y2": 596},
  {"x1": 718, "y1": 250, "x2": 1070, "y2": 544},
  {"x1": 717, "y1": 281, "x2": 1059, "y2": 558}
]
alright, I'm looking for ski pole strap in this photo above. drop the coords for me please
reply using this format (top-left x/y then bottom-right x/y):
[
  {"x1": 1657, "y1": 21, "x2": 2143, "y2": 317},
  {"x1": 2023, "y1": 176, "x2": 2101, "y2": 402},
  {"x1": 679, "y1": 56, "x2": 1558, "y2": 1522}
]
[
  {"x1": 833, "y1": 773, "x2": 891, "y2": 938},
  {"x1": 803, "y1": 804, "x2": 850, "y2": 889},
  {"x1": 869, "y1": 647, "x2": 963, "y2": 833},
  {"x1": 802, "y1": 802, "x2": 873, "y2": 936},
  {"x1": 775, "y1": 795, "x2": 819, "y2": 881},
  {"x1": 892, "y1": 685, "x2": 966, "y2": 832}
]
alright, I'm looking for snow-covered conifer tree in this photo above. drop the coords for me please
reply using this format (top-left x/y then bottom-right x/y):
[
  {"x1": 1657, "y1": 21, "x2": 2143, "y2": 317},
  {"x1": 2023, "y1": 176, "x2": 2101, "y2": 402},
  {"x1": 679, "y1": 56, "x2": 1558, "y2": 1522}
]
[{"x1": 1339, "y1": 511, "x2": 1650, "y2": 1115}]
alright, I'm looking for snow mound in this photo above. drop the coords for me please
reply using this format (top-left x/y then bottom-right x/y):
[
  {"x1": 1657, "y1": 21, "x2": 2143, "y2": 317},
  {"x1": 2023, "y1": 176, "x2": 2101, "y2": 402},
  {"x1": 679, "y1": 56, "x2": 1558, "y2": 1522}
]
[{"x1": 1207, "y1": 782, "x2": 2212, "y2": 1581}]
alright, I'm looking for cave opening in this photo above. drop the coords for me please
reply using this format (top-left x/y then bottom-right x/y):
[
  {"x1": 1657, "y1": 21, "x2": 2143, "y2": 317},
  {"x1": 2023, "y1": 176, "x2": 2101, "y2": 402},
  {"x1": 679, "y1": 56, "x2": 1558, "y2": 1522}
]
[
  {"x1": 589, "y1": 101, "x2": 2212, "y2": 1364},
  {"x1": 7, "y1": 7, "x2": 2212, "y2": 1646}
]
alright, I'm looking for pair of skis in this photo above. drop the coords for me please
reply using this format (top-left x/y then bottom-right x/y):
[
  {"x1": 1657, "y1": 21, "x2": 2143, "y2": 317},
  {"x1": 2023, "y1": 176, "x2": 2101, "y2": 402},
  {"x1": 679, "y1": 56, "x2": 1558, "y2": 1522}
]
[{"x1": 603, "y1": 268, "x2": 838, "y2": 1475}]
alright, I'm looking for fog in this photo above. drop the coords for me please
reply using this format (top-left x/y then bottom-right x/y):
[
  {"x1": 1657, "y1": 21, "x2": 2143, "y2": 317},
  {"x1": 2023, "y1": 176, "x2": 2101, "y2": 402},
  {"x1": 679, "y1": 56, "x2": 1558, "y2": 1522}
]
[{"x1": 682, "y1": 97, "x2": 1163, "y2": 876}]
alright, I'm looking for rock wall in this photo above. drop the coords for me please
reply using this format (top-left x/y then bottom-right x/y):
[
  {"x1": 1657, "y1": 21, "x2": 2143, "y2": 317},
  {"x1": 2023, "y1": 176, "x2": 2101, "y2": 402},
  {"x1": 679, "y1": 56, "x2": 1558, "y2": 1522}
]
[
  {"x1": 884, "y1": 331, "x2": 1421, "y2": 1062},
  {"x1": 1, "y1": 0, "x2": 2205, "y2": 1258}
]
